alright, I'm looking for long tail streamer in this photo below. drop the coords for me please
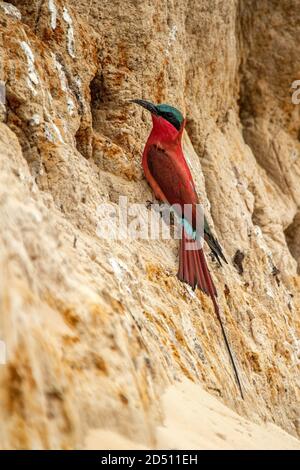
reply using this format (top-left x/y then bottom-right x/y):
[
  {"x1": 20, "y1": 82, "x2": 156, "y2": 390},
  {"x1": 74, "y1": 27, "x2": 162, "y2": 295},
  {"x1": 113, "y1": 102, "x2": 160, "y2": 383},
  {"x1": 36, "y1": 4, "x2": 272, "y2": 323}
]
[{"x1": 178, "y1": 229, "x2": 244, "y2": 399}]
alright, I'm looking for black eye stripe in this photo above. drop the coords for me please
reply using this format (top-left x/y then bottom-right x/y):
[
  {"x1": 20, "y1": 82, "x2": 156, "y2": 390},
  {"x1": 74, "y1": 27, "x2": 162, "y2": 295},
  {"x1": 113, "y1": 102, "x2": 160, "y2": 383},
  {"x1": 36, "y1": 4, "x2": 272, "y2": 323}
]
[{"x1": 160, "y1": 112, "x2": 181, "y2": 130}]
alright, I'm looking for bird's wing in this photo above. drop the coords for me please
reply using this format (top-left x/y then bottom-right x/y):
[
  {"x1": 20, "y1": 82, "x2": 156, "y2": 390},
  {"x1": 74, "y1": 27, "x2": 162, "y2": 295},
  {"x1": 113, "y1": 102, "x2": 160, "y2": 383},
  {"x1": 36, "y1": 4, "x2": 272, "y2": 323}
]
[
  {"x1": 147, "y1": 145, "x2": 227, "y2": 263},
  {"x1": 147, "y1": 144, "x2": 187, "y2": 205},
  {"x1": 146, "y1": 144, "x2": 200, "y2": 229}
]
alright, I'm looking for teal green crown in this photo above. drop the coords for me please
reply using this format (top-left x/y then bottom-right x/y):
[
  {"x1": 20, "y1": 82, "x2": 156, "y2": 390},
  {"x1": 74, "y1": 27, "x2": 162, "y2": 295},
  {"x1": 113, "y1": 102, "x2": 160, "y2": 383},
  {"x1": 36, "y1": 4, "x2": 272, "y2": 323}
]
[{"x1": 156, "y1": 104, "x2": 184, "y2": 130}]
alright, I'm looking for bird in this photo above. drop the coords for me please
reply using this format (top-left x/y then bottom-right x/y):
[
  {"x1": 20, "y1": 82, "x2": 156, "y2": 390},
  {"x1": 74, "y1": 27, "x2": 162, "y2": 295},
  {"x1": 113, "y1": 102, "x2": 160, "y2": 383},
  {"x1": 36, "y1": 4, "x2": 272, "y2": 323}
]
[{"x1": 131, "y1": 99, "x2": 244, "y2": 399}]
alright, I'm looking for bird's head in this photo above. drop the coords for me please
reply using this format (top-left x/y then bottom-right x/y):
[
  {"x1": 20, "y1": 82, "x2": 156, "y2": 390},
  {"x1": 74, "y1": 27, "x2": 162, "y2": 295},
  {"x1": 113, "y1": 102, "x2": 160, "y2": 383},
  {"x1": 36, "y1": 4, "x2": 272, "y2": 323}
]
[{"x1": 131, "y1": 99, "x2": 185, "y2": 133}]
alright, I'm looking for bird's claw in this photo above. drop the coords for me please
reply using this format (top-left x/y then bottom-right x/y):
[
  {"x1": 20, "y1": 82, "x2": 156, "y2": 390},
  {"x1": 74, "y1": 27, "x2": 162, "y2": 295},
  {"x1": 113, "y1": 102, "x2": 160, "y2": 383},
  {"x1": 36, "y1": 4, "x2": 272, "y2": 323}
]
[{"x1": 146, "y1": 200, "x2": 153, "y2": 210}]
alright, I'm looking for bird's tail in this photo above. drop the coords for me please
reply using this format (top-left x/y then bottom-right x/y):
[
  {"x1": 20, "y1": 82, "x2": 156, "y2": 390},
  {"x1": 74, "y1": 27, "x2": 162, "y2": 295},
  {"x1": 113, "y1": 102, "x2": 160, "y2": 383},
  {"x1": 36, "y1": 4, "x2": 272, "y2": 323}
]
[{"x1": 177, "y1": 229, "x2": 244, "y2": 399}]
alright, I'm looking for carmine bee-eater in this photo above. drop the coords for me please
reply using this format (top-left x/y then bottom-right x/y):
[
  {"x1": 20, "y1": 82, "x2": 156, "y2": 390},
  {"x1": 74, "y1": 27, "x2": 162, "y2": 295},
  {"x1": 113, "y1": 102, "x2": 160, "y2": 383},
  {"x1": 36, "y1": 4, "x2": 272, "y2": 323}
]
[{"x1": 131, "y1": 99, "x2": 244, "y2": 399}]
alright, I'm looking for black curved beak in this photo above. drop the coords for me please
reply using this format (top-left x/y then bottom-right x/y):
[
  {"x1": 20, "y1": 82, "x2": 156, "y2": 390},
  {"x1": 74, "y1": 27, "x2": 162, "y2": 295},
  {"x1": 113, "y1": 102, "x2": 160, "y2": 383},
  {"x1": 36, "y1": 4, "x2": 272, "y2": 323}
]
[{"x1": 130, "y1": 99, "x2": 159, "y2": 115}]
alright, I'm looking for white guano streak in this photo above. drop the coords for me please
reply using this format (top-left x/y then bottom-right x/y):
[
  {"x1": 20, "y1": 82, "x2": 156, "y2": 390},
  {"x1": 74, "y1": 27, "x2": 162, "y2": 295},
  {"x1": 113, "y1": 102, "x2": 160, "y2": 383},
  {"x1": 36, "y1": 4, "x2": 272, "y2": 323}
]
[
  {"x1": 52, "y1": 54, "x2": 76, "y2": 115},
  {"x1": 20, "y1": 41, "x2": 39, "y2": 96},
  {"x1": 0, "y1": 3, "x2": 22, "y2": 20},
  {"x1": 165, "y1": 25, "x2": 178, "y2": 55},
  {"x1": 62, "y1": 7, "x2": 76, "y2": 58},
  {"x1": 48, "y1": 0, "x2": 57, "y2": 30}
]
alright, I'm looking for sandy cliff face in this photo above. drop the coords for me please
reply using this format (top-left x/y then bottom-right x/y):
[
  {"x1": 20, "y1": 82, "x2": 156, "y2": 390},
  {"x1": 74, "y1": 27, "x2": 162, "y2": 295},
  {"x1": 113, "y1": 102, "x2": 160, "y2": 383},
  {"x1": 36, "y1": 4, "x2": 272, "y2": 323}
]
[{"x1": 0, "y1": 0, "x2": 299, "y2": 449}]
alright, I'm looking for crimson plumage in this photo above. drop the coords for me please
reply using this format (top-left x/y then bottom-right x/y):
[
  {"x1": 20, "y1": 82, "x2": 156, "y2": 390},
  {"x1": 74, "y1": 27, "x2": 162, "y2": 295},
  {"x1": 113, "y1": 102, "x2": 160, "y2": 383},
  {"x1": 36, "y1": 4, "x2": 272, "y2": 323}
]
[
  {"x1": 142, "y1": 113, "x2": 222, "y2": 293},
  {"x1": 132, "y1": 100, "x2": 244, "y2": 399}
]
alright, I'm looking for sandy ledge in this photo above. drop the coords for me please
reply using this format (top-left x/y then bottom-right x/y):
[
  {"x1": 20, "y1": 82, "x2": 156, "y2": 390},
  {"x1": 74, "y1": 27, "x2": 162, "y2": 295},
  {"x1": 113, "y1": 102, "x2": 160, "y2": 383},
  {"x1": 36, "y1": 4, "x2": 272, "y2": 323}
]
[{"x1": 85, "y1": 380, "x2": 300, "y2": 450}]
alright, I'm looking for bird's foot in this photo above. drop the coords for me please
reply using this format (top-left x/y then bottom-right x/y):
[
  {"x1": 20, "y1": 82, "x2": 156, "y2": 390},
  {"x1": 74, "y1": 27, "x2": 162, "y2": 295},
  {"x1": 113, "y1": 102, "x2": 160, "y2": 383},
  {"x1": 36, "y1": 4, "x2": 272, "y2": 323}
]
[{"x1": 146, "y1": 199, "x2": 154, "y2": 210}]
